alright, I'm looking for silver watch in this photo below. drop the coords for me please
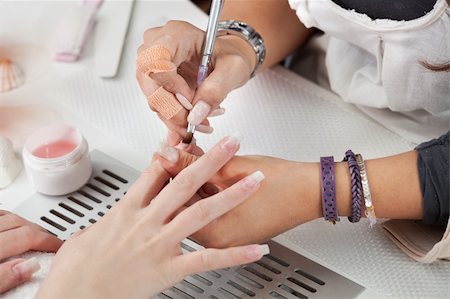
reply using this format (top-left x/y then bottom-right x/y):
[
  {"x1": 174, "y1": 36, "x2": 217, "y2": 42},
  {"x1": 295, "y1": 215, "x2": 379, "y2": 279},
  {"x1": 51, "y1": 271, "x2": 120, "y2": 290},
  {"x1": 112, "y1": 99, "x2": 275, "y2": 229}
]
[{"x1": 217, "y1": 20, "x2": 266, "y2": 78}]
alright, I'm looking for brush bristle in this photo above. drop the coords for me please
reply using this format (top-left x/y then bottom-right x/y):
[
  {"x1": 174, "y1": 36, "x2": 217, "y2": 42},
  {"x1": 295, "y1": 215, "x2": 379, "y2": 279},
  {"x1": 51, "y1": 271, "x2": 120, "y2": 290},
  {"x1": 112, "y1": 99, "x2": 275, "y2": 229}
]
[{"x1": 182, "y1": 132, "x2": 194, "y2": 144}]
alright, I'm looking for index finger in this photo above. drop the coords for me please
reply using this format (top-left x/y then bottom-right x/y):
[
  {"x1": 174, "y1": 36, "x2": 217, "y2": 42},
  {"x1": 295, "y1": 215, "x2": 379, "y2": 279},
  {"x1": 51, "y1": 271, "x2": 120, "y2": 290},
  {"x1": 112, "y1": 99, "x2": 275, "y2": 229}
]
[{"x1": 124, "y1": 161, "x2": 171, "y2": 208}]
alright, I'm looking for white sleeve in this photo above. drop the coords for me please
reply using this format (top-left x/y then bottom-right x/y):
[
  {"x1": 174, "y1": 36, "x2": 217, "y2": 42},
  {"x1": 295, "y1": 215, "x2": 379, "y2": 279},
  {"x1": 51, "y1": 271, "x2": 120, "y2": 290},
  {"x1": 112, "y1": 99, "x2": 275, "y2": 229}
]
[{"x1": 288, "y1": 0, "x2": 318, "y2": 28}]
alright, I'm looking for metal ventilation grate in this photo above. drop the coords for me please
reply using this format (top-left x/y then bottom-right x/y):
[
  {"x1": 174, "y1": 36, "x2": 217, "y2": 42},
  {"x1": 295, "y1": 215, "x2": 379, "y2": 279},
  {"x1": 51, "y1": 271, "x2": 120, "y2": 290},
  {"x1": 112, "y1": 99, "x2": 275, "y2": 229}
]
[{"x1": 14, "y1": 150, "x2": 365, "y2": 299}]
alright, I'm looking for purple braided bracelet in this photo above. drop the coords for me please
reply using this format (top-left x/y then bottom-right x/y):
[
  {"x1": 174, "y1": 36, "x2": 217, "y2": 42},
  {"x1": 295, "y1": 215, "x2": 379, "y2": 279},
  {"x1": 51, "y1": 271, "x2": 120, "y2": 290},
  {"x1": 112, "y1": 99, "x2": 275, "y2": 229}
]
[
  {"x1": 320, "y1": 156, "x2": 339, "y2": 224},
  {"x1": 343, "y1": 150, "x2": 362, "y2": 223}
]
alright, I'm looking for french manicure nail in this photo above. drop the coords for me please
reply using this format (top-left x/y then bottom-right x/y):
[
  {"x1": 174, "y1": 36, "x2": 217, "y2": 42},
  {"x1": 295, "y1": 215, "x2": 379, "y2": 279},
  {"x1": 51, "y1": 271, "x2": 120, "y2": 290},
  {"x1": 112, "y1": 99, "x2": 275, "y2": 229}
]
[
  {"x1": 177, "y1": 142, "x2": 190, "y2": 150},
  {"x1": 187, "y1": 101, "x2": 211, "y2": 125},
  {"x1": 158, "y1": 141, "x2": 179, "y2": 163},
  {"x1": 220, "y1": 132, "x2": 242, "y2": 153},
  {"x1": 195, "y1": 124, "x2": 214, "y2": 134},
  {"x1": 245, "y1": 244, "x2": 270, "y2": 259},
  {"x1": 12, "y1": 258, "x2": 41, "y2": 277},
  {"x1": 209, "y1": 107, "x2": 226, "y2": 117},
  {"x1": 175, "y1": 93, "x2": 193, "y2": 110},
  {"x1": 241, "y1": 171, "x2": 265, "y2": 189}
]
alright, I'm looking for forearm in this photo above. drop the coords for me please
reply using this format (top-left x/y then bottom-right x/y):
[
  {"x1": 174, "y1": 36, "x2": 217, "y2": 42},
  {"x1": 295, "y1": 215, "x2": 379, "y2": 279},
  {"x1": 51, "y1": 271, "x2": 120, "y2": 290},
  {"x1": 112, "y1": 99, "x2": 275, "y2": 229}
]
[
  {"x1": 292, "y1": 150, "x2": 423, "y2": 224},
  {"x1": 220, "y1": 0, "x2": 311, "y2": 69}
]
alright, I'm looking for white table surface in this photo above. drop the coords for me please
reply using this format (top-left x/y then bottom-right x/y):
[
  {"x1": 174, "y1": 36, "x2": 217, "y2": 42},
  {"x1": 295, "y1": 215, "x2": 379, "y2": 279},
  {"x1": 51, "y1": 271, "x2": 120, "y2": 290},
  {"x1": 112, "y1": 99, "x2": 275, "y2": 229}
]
[{"x1": 0, "y1": 1, "x2": 449, "y2": 298}]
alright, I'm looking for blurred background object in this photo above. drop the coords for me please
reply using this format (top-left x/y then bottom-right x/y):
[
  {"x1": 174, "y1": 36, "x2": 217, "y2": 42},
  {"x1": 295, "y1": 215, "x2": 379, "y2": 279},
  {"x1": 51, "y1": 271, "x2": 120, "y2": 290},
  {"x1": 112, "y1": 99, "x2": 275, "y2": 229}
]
[
  {"x1": 191, "y1": 0, "x2": 211, "y2": 12},
  {"x1": 0, "y1": 59, "x2": 25, "y2": 93}
]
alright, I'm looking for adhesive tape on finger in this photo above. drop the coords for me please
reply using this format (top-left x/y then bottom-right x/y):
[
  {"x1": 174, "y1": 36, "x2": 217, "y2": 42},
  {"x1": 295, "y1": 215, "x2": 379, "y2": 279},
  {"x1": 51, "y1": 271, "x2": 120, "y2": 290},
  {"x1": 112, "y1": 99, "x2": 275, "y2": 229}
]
[
  {"x1": 147, "y1": 86, "x2": 183, "y2": 119},
  {"x1": 136, "y1": 45, "x2": 177, "y2": 75}
]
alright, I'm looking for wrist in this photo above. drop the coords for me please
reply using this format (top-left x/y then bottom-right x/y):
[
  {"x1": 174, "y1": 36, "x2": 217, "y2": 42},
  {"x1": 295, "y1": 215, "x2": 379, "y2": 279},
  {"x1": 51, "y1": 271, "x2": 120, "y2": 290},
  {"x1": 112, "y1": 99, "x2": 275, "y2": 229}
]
[
  {"x1": 217, "y1": 34, "x2": 257, "y2": 77},
  {"x1": 290, "y1": 161, "x2": 323, "y2": 223},
  {"x1": 217, "y1": 20, "x2": 266, "y2": 77},
  {"x1": 293, "y1": 161, "x2": 351, "y2": 224},
  {"x1": 334, "y1": 161, "x2": 352, "y2": 217}
]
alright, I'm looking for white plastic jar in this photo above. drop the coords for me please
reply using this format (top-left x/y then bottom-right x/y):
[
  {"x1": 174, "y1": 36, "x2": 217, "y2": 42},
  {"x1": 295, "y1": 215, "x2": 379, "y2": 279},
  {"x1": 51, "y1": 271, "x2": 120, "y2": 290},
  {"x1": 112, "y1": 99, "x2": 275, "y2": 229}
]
[{"x1": 22, "y1": 124, "x2": 92, "y2": 196}]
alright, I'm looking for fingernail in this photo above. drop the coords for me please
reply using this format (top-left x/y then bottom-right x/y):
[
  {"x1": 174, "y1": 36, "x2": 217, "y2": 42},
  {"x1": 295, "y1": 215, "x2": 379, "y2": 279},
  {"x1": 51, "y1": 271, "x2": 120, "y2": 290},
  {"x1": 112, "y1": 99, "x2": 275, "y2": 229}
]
[
  {"x1": 187, "y1": 101, "x2": 211, "y2": 125},
  {"x1": 195, "y1": 124, "x2": 214, "y2": 134},
  {"x1": 245, "y1": 244, "x2": 270, "y2": 259},
  {"x1": 158, "y1": 141, "x2": 179, "y2": 163},
  {"x1": 177, "y1": 142, "x2": 189, "y2": 150},
  {"x1": 209, "y1": 107, "x2": 226, "y2": 117},
  {"x1": 241, "y1": 171, "x2": 265, "y2": 189},
  {"x1": 12, "y1": 258, "x2": 41, "y2": 277},
  {"x1": 175, "y1": 93, "x2": 193, "y2": 110},
  {"x1": 220, "y1": 132, "x2": 242, "y2": 153}
]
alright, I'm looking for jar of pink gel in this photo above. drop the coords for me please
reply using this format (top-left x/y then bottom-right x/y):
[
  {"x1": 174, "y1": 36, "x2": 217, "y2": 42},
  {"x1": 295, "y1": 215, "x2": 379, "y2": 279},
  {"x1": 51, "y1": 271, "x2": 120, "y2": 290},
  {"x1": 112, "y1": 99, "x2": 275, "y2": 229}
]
[{"x1": 23, "y1": 124, "x2": 92, "y2": 196}]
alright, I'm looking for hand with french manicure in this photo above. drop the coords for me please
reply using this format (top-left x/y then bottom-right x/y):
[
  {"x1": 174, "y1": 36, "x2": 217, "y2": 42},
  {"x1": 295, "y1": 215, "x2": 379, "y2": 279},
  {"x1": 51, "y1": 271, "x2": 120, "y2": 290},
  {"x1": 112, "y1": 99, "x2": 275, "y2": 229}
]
[
  {"x1": 0, "y1": 211, "x2": 63, "y2": 295},
  {"x1": 36, "y1": 135, "x2": 268, "y2": 299}
]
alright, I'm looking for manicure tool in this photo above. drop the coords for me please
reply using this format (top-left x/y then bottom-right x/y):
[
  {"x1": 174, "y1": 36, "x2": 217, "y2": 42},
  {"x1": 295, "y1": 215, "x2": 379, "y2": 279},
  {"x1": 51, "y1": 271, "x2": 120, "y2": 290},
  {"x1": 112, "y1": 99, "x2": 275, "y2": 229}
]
[
  {"x1": 183, "y1": 0, "x2": 224, "y2": 144},
  {"x1": 95, "y1": 0, "x2": 135, "y2": 78},
  {"x1": 53, "y1": 0, "x2": 103, "y2": 62}
]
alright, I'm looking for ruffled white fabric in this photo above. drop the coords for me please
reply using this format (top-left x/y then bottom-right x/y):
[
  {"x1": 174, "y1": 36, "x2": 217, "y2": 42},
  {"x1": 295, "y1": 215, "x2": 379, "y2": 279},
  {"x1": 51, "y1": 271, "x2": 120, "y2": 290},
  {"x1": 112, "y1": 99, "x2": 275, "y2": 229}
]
[{"x1": 288, "y1": 0, "x2": 450, "y2": 144}]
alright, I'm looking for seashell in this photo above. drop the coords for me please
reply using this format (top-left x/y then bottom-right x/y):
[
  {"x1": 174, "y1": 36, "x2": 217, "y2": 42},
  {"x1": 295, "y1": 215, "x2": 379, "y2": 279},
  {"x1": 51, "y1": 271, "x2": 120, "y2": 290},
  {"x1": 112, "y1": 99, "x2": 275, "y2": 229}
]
[
  {"x1": 0, "y1": 58, "x2": 25, "y2": 93},
  {"x1": 0, "y1": 136, "x2": 22, "y2": 188}
]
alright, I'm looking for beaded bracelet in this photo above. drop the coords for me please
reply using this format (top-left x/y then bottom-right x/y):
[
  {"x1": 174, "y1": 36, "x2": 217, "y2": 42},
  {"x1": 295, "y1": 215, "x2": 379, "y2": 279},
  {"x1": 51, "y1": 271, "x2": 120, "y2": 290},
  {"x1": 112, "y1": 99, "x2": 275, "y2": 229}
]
[
  {"x1": 320, "y1": 156, "x2": 339, "y2": 224},
  {"x1": 343, "y1": 150, "x2": 362, "y2": 223},
  {"x1": 355, "y1": 154, "x2": 377, "y2": 227}
]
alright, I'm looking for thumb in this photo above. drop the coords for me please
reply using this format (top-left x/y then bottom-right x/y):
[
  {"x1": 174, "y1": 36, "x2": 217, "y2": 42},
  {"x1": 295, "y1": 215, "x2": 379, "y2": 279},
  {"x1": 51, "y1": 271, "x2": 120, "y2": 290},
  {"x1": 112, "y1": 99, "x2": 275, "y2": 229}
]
[
  {"x1": 0, "y1": 258, "x2": 40, "y2": 294},
  {"x1": 187, "y1": 55, "x2": 250, "y2": 126}
]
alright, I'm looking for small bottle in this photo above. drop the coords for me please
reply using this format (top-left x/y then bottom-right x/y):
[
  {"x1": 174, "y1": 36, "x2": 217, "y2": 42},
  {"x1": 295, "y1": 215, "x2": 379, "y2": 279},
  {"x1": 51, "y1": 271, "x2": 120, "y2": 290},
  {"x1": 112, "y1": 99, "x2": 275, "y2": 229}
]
[{"x1": 22, "y1": 124, "x2": 92, "y2": 196}]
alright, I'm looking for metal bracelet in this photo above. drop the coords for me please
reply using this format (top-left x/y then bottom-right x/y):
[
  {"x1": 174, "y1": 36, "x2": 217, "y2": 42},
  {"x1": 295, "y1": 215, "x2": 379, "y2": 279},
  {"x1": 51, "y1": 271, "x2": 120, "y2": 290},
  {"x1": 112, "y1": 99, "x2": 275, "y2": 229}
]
[
  {"x1": 355, "y1": 154, "x2": 377, "y2": 227},
  {"x1": 217, "y1": 20, "x2": 266, "y2": 78}
]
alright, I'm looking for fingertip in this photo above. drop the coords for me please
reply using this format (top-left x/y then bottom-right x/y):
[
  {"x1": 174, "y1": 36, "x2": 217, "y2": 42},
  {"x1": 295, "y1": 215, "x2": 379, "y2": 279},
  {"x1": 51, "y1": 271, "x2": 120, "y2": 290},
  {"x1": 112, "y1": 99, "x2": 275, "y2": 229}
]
[
  {"x1": 187, "y1": 100, "x2": 211, "y2": 126},
  {"x1": 155, "y1": 153, "x2": 179, "y2": 177},
  {"x1": 167, "y1": 130, "x2": 183, "y2": 146},
  {"x1": 11, "y1": 258, "x2": 41, "y2": 281},
  {"x1": 175, "y1": 93, "x2": 193, "y2": 110},
  {"x1": 243, "y1": 244, "x2": 270, "y2": 261},
  {"x1": 219, "y1": 132, "x2": 242, "y2": 154},
  {"x1": 158, "y1": 141, "x2": 180, "y2": 163}
]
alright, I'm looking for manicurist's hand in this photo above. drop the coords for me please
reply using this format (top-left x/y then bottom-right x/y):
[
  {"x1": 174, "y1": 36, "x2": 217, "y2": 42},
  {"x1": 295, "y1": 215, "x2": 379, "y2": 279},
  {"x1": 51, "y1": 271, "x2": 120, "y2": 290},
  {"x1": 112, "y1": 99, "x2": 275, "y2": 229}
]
[
  {"x1": 0, "y1": 210, "x2": 63, "y2": 294},
  {"x1": 36, "y1": 135, "x2": 268, "y2": 299},
  {"x1": 156, "y1": 145, "x2": 323, "y2": 248},
  {"x1": 136, "y1": 20, "x2": 257, "y2": 143}
]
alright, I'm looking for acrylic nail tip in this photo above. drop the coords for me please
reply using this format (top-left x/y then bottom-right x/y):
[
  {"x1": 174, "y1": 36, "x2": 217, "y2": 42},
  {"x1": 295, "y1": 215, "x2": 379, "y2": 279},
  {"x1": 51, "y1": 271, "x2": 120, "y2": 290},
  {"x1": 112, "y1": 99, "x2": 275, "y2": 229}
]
[
  {"x1": 209, "y1": 107, "x2": 226, "y2": 117},
  {"x1": 175, "y1": 93, "x2": 193, "y2": 110},
  {"x1": 187, "y1": 100, "x2": 211, "y2": 125},
  {"x1": 259, "y1": 244, "x2": 270, "y2": 256},
  {"x1": 250, "y1": 170, "x2": 265, "y2": 183},
  {"x1": 196, "y1": 125, "x2": 214, "y2": 134},
  {"x1": 229, "y1": 131, "x2": 243, "y2": 143},
  {"x1": 13, "y1": 257, "x2": 41, "y2": 275}
]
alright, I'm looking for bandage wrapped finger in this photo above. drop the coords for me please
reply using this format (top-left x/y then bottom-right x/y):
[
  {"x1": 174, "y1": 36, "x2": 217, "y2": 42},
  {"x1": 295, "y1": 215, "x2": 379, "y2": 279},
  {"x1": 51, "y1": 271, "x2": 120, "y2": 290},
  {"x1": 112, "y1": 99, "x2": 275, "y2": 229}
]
[
  {"x1": 137, "y1": 45, "x2": 177, "y2": 75},
  {"x1": 148, "y1": 86, "x2": 183, "y2": 120}
]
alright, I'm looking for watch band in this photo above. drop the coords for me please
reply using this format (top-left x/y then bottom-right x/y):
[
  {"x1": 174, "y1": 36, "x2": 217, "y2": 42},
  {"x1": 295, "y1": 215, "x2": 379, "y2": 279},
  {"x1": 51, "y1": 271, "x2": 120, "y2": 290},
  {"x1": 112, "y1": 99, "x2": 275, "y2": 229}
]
[{"x1": 217, "y1": 20, "x2": 266, "y2": 78}]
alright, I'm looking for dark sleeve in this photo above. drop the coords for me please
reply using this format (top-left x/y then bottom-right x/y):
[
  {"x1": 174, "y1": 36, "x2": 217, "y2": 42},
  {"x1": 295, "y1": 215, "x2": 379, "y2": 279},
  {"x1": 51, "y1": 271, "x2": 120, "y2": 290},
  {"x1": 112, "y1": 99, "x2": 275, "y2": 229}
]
[{"x1": 415, "y1": 131, "x2": 449, "y2": 226}]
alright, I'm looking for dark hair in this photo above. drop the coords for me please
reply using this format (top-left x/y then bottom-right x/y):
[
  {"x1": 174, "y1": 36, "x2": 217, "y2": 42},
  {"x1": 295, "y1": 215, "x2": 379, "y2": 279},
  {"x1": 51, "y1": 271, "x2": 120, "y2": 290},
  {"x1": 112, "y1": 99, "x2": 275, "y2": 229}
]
[{"x1": 420, "y1": 60, "x2": 450, "y2": 72}]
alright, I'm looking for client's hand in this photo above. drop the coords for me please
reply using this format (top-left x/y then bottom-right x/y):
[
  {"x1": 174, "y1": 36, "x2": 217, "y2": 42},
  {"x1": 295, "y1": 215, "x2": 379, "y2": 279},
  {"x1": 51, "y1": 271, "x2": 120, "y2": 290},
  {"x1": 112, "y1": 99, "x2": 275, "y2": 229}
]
[
  {"x1": 0, "y1": 210, "x2": 63, "y2": 294},
  {"x1": 157, "y1": 146, "x2": 323, "y2": 248},
  {"x1": 36, "y1": 135, "x2": 268, "y2": 299},
  {"x1": 136, "y1": 21, "x2": 257, "y2": 143}
]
